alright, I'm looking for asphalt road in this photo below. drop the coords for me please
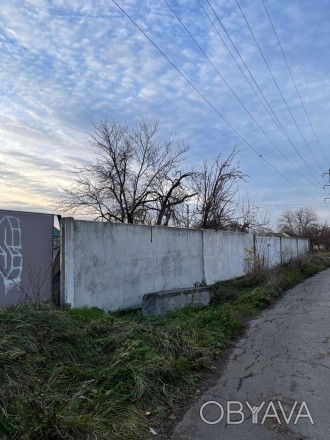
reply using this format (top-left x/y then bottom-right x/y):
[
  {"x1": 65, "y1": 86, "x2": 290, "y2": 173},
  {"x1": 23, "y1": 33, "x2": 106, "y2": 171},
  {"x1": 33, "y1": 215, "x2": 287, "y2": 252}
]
[{"x1": 171, "y1": 269, "x2": 330, "y2": 440}]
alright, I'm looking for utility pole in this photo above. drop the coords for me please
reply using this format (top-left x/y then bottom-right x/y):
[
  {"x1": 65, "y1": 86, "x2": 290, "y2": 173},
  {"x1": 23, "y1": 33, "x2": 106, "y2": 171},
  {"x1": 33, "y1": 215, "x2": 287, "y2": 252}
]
[
  {"x1": 323, "y1": 169, "x2": 330, "y2": 201},
  {"x1": 323, "y1": 169, "x2": 330, "y2": 182}
]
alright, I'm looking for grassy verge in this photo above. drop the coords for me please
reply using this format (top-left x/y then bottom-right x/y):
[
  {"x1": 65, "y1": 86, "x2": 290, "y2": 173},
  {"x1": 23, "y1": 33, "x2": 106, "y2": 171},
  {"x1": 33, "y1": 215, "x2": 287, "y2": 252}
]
[{"x1": 1, "y1": 252, "x2": 329, "y2": 439}]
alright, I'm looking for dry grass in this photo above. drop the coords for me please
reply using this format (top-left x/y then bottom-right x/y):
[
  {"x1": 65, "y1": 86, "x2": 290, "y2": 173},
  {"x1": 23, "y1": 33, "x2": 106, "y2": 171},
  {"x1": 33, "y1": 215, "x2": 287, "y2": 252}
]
[{"x1": 1, "y1": 252, "x2": 329, "y2": 439}]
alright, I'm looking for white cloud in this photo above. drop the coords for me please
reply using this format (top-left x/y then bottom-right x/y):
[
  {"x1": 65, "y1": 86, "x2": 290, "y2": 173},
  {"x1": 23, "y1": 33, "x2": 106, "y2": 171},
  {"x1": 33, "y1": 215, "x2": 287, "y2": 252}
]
[{"x1": 0, "y1": 0, "x2": 329, "y2": 223}]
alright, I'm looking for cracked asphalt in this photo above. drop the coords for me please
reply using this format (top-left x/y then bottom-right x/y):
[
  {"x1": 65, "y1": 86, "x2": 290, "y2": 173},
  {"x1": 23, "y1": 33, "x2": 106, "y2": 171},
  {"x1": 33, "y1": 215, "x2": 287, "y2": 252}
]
[{"x1": 171, "y1": 269, "x2": 330, "y2": 440}]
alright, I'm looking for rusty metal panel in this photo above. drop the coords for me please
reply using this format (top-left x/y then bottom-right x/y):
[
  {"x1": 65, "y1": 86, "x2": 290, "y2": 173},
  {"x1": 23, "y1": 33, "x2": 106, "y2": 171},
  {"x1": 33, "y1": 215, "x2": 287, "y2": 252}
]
[{"x1": 0, "y1": 210, "x2": 53, "y2": 307}]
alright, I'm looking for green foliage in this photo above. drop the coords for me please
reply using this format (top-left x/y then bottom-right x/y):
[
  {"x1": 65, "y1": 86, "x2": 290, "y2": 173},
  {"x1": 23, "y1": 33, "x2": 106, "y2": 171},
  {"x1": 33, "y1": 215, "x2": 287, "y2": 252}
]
[
  {"x1": 212, "y1": 251, "x2": 330, "y2": 317},
  {"x1": 0, "y1": 304, "x2": 242, "y2": 439},
  {"x1": 0, "y1": 252, "x2": 329, "y2": 439}
]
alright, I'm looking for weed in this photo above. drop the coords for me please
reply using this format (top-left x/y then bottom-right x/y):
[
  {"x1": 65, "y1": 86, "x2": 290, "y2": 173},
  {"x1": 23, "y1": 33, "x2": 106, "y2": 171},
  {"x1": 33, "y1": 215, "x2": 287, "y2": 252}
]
[{"x1": 0, "y1": 252, "x2": 329, "y2": 439}]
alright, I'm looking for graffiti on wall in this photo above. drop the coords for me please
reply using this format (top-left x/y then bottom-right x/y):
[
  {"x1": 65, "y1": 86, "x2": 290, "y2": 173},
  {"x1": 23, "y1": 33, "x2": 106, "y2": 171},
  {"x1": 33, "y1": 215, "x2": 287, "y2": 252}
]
[
  {"x1": 0, "y1": 216, "x2": 23, "y2": 295},
  {"x1": 0, "y1": 210, "x2": 53, "y2": 307}
]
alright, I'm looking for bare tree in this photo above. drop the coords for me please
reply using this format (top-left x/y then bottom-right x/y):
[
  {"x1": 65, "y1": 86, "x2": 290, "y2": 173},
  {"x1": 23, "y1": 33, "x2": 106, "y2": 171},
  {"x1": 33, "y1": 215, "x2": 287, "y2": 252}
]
[
  {"x1": 277, "y1": 207, "x2": 329, "y2": 249},
  {"x1": 58, "y1": 119, "x2": 252, "y2": 230},
  {"x1": 151, "y1": 172, "x2": 197, "y2": 226},
  {"x1": 191, "y1": 149, "x2": 245, "y2": 230},
  {"x1": 58, "y1": 118, "x2": 196, "y2": 225},
  {"x1": 304, "y1": 221, "x2": 330, "y2": 250},
  {"x1": 318, "y1": 224, "x2": 330, "y2": 250},
  {"x1": 278, "y1": 207, "x2": 318, "y2": 237},
  {"x1": 233, "y1": 193, "x2": 271, "y2": 233}
]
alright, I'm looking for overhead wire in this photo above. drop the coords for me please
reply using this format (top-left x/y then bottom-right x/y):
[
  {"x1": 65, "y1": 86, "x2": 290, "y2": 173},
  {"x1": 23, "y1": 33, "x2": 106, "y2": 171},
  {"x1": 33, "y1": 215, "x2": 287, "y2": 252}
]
[
  {"x1": 261, "y1": 0, "x2": 329, "y2": 166},
  {"x1": 111, "y1": 0, "x2": 316, "y2": 200},
  {"x1": 204, "y1": 0, "x2": 286, "y2": 138},
  {"x1": 205, "y1": 0, "x2": 323, "y2": 188},
  {"x1": 235, "y1": 0, "x2": 324, "y2": 181},
  {"x1": 163, "y1": 0, "x2": 320, "y2": 190}
]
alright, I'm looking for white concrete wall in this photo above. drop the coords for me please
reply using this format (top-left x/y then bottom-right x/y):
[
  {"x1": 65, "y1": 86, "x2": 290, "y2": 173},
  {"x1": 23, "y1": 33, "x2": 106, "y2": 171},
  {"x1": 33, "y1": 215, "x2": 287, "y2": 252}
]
[
  {"x1": 255, "y1": 235, "x2": 281, "y2": 268},
  {"x1": 297, "y1": 237, "x2": 310, "y2": 255},
  {"x1": 62, "y1": 220, "x2": 203, "y2": 310},
  {"x1": 61, "y1": 219, "x2": 310, "y2": 311},
  {"x1": 280, "y1": 237, "x2": 297, "y2": 261},
  {"x1": 203, "y1": 230, "x2": 254, "y2": 284}
]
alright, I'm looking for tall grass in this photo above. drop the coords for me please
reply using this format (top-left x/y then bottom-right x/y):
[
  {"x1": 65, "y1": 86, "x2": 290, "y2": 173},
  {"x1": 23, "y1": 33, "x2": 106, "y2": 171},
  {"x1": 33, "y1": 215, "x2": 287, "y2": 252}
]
[{"x1": 0, "y1": 252, "x2": 329, "y2": 439}]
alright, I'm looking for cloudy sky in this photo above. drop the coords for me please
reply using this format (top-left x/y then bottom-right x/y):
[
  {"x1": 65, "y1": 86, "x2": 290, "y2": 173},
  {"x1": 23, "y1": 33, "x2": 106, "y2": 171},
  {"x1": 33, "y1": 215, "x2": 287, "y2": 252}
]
[{"x1": 1, "y1": 0, "x2": 329, "y2": 227}]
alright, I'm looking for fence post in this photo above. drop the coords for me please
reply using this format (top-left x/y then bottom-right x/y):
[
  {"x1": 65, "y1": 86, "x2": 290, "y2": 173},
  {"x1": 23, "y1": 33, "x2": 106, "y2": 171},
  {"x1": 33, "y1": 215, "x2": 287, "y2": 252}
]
[
  {"x1": 253, "y1": 233, "x2": 256, "y2": 271},
  {"x1": 296, "y1": 238, "x2": 299, "y2": 257},
  {"x1": 201, "y1": 229, "x2": 206, "y2": 284},
  {"x1": 60, "y1": 217, "x2": 75, "y2": 308}
]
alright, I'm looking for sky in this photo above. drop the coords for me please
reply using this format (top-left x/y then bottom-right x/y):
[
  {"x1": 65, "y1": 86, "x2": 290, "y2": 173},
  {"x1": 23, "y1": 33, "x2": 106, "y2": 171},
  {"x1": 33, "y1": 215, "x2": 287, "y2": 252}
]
[{"x1": 1, "y1": 0, "x2": 330, "y2": 228}]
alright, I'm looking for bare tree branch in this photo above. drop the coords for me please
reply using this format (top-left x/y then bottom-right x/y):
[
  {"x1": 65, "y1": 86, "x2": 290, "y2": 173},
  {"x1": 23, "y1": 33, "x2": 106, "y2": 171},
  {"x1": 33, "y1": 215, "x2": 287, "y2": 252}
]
[
  {"x1": 191, "y1": 148, "x2": 246, "y2": 230},
  {"x1": 57, "y1": 118, "x2": 196, "y2": 225},
  {"x1": 233, "y1": 193, "x2": 271, "y2": 233}
]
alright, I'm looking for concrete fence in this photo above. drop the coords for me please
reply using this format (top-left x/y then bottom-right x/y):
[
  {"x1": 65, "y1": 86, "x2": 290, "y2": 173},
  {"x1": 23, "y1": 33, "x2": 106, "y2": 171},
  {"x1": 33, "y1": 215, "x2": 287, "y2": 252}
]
[{"x1": 60, "y1": 218, "x2": 309, "y2": 311}]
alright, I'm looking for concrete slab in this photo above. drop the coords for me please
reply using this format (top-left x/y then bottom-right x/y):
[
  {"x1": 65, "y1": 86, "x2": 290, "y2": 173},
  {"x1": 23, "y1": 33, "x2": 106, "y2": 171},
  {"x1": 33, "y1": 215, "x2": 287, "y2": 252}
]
[{"x1": 142, "y1": 286, "x2": 211, "y2": 316}]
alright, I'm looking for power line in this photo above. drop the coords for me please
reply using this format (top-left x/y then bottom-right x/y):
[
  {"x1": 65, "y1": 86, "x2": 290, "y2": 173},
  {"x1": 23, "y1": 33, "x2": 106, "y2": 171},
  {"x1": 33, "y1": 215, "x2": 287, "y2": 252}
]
[
  {"x1": 164, "y1": 0, "x2": 320, "y2": 190},
  {"x1": 111, "y1": 0, "x2": 315, "y2": 200},
  {"x1": 204, "y1": 0, "x2": 285, "y2": 138},
  {"x1": 235, "y1": 0, "x2": 324, "y2": 181},
  {"x1": 261, "y1": 0, "x2": 329, "y2": 166},
  {"x1": 205, "y1": 0, "x2": 323, "y2": 190}
]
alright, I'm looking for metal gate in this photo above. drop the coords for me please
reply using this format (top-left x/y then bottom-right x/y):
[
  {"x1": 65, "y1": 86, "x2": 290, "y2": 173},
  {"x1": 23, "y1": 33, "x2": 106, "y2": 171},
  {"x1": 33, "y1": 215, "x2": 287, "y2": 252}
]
[{"x1": 0, "y1": 210, "x2": 54, "y2": 307}]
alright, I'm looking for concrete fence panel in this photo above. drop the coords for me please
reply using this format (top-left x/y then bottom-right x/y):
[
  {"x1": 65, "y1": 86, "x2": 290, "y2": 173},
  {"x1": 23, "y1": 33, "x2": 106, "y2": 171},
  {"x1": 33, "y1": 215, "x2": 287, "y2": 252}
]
[
  {"x1": 297, "y1": 238, "x2": 310, "y2": 255},
  {"x1": 61, "y1": 219, "x2": 203, "y2": 310},
  {"x1": 280, "y1": 237, "x2": 298, "y2": 261},
  {"x1": 60, "y1": 218, "x2": 310, "y2": 311},
  {"x1": 255, "y1": 235, "x2": 281, "y2": 268},
  {"x1": 203, "y1": 230, "x2": 254, "y2": 284}
]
